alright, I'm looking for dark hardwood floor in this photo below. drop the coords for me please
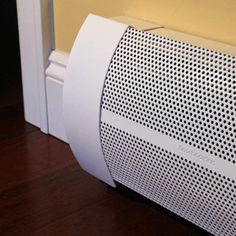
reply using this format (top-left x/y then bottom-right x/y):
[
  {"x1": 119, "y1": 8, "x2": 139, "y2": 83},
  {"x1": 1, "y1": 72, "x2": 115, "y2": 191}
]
[{"x1": 0, "y1": 86, "x2": 213, "y2": 236}]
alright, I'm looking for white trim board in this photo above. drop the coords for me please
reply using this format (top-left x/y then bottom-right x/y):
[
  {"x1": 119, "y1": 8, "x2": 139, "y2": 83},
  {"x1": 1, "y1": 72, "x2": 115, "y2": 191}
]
[
  {"x1": 16, "y1": 0, "x2": 52, "y2": 132},
  {"x1": 46, "y1": 51, "x2": 69, "y2": 142}
]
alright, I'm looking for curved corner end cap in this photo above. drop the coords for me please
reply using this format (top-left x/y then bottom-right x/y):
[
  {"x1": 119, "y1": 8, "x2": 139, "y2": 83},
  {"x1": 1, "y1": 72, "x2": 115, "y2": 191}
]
[{"x1": 63, "y1": 14, "x2": 128, "y2": 187}]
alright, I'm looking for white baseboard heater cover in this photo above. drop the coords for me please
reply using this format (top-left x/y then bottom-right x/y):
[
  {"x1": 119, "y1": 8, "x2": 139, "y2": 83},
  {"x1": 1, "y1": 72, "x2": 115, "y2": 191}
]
[{"x1": 63, "y1": 14, "x2": 236, "y2": 236}]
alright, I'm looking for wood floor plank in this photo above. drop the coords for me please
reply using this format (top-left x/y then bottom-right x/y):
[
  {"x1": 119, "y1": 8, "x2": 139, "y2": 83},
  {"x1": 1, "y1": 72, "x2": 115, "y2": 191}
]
[
  {"x1": 0, "y1": 86, "x2": 211, "y2": 235},
  {"x1": 0, "y1": 163, "x2": 209, "y2": 236}
]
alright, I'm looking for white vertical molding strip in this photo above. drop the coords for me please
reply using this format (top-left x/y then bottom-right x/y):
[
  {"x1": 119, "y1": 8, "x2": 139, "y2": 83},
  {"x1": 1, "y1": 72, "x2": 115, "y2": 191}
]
[
  {"x1": 17, "y1": 0, "x2": 40, "y2": 128},
  {"x1": 16, "y1": 0, "x2": 52, "y2": 133}
]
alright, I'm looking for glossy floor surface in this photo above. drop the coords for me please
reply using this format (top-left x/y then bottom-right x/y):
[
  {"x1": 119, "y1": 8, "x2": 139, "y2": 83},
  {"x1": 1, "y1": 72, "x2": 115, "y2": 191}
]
[{"x1": 0, "y1": 81, "x2": 212, "y2": 236}]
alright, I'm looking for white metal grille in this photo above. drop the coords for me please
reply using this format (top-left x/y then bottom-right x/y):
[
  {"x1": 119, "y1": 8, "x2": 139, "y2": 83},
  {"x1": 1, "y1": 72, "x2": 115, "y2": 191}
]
[
  {"x1": 102, "y1": 27, "x2": 236, "y2": 164},
  {"x1": 100, "y1": 122, "x2": 236, "y2": 236}
]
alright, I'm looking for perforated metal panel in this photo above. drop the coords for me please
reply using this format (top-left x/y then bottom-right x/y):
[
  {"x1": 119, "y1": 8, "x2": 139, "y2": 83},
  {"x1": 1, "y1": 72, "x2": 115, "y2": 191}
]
[
  {"x1": 101, "y1": 122, "x2": 236, "y2": 236},
  {"x1": 102, "y1": 27, "x2": 236, "y2": 164},
  {"x1": 100, "y1": 27, "x2": 236, "y2": 236}
]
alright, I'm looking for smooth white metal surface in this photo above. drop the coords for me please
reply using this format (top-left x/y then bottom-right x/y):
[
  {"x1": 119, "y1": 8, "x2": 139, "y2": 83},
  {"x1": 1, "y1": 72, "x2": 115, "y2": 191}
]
[{"x1": 63, "y1": 14, "x2": 128, "y2": 187}]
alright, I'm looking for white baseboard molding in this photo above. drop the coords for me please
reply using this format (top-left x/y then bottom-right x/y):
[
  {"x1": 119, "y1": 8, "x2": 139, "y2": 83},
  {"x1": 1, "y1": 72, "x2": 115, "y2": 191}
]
[{"x1": 46, "y1": 50, "x2": 69, "y2": 142}]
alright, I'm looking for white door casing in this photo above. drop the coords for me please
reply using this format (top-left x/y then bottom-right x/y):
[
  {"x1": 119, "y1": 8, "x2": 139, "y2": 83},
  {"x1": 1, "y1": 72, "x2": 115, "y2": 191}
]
[{"x1": 16, "y1": 0, "x2": 53, "y2": 132}]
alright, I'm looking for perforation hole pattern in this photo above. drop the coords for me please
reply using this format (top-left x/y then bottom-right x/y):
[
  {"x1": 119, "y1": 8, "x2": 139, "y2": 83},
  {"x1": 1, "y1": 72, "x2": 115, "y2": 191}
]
[
  {"x1": 102, "y1": 27, "x2": 236, "y2": 164},
  {"x1": 101, "y1": 122, "x2": 236, "y2": 236}
]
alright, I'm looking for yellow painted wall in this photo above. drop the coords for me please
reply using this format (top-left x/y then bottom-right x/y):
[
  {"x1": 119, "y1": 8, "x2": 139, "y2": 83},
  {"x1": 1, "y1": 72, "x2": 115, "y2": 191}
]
[{"x1": 53, "y1": 0, "x2": 236, "y2": 52}]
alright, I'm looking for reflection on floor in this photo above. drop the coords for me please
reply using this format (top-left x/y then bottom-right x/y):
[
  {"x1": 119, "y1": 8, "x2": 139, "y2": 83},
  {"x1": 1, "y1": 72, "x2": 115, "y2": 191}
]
[{"x1": 0, "y1": 79, "x2": 212, "y2": 235}]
